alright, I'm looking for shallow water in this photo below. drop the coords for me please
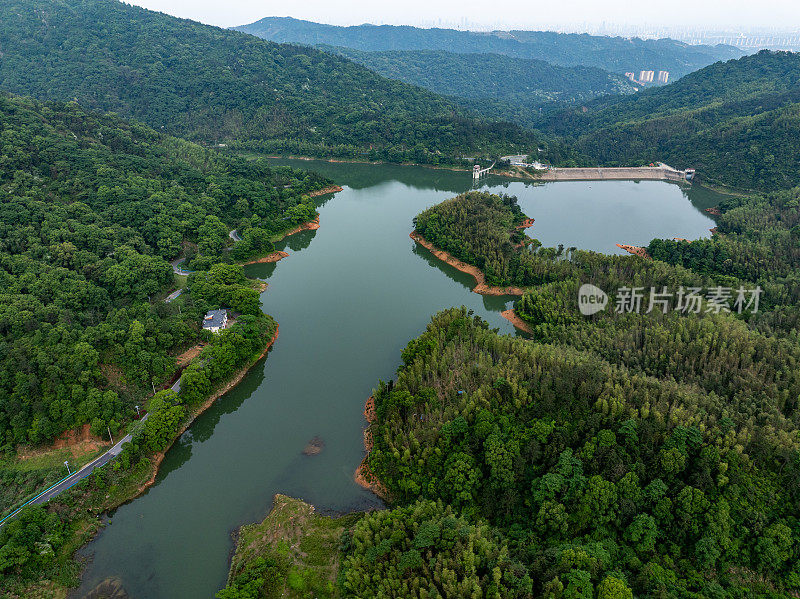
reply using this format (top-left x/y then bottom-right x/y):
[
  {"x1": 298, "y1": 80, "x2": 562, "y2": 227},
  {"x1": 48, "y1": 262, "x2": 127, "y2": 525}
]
[{"x1": 73, "y1": 161, "x2": 720, "y2": 598}]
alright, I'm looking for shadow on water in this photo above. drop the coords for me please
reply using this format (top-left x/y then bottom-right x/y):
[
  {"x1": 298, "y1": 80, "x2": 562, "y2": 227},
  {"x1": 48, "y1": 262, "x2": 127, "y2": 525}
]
[
  {"x1": 71, "y1": 159, "x2": 730, "y2": 599},
  {"x1": 267, "y1": 157, "x2": 477, "y2": 193},
  {"x1": 411, "y1": 242, "x2": 476, "y2": 293},
  {"x1": 410, "y1": 243, "x2": 517, "y2": 314},
  {"x1": 185, "y1": 363, "x2": 267, "y2": 445},
  {"x1": 243, "y1": 260, "x2": 278, "y2": 280},
  {"x1": 282, "y1": 228, "x2": 317, "y2": 252}
]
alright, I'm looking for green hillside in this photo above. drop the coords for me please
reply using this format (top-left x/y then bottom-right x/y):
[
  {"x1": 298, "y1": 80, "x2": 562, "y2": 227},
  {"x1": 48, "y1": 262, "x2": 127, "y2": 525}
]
[
  {"x1": 323, "y1": 47, "x2": 637, "y2": 127},
  {"x1": 542, "y1": 51, "x2": 800, "y2": 189},
  {"x1": 0, "y1": 91, "x2": 325, "y2": 450},
  {"x1": 0, "y1": 0, "x2": 534, "y2": 163}
]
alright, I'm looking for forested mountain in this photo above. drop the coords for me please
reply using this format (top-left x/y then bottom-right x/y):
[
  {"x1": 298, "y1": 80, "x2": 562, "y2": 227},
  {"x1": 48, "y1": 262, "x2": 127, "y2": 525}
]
[
  {"x1": 0, "y1": 0, "x2": 534, "y2": 163},
  {"x1": 235, "y1": 17, "x2": 743, "y2": 78},
  {"x1": 361, "y1": 307, "x2": 800, "y2": 597},
  {"x1": 322, "y1": 47, "x2": 637, "y2": 127},
  {"x1": 339, "y1": 184, "x2": 800, "y2": 597},
  {"x1": 541, "y1": 51, "x2": 800, "y2": 189},
  {"x1": 0, "y1": 91, "x2": 325, "y2": 449}
]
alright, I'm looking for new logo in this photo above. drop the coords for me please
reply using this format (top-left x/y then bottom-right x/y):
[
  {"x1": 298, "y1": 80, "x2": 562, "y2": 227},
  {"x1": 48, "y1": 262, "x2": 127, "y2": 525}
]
[{"x1": 578, "y1": 284, "x2": 608, "y2": 316}]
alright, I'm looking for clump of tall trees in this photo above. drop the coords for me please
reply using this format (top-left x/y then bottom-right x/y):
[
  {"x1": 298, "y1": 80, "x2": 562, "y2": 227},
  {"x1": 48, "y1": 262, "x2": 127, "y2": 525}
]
[
  {"x1": 364, "y1": 308, "x2": 800, "y2": 597},
  {"x1": 0, "y1": 91, "x2": 324, "y2": 449}
]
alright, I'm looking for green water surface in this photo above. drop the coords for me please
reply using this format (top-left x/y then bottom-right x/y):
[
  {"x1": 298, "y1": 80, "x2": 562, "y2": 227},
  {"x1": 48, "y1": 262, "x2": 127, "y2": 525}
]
[{"x1": 73, "y1": 161, "x2": 721, "y2": 598}]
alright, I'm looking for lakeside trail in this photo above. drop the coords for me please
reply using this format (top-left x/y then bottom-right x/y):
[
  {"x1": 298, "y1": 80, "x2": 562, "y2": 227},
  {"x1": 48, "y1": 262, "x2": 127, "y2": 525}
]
[
  {"x1": 133, "y1": 326, "x2": 280, "y2": 499},
  {"x1": 354, "y1": 396, "x2": 390, "y2": 501},
  {"x1": 500, "y1": 309, "x2": 534, "y2": 335},
  {"x1": 410, "y1": 232, "x2": 526, "y2": 296}
]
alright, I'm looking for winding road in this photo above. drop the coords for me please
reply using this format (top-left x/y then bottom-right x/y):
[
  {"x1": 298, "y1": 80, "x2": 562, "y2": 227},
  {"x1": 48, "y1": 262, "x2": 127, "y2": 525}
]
[
  {"x1": 0, "y1": 378, "x2": 180, "y2": 529},
  {"x1": 3, "y1": 228, "x2": 244, "y2": 527}
]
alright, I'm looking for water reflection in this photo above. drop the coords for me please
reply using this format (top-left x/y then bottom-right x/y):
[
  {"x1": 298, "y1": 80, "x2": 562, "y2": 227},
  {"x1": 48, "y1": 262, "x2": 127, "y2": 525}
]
[{"x1": 72, "y1": 160, "x2": 730, "y2": 599}]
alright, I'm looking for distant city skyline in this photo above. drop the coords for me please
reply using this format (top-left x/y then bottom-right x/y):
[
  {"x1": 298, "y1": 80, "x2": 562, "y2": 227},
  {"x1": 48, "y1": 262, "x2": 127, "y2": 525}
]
[{"x1": 127, "y1": 0, "x2": 800, "y2": 37}]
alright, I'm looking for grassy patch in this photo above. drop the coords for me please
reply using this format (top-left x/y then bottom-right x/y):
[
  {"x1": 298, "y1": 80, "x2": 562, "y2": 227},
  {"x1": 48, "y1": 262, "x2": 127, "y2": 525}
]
[{"x1": 222, "y1": 495, "x2": 362, "y2": 599}]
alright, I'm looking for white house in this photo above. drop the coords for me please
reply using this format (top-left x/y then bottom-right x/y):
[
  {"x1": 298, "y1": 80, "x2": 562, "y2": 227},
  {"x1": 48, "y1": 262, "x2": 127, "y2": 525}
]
[{"x1": 202, "y1": 309, "x2": 228, "y2": 333}]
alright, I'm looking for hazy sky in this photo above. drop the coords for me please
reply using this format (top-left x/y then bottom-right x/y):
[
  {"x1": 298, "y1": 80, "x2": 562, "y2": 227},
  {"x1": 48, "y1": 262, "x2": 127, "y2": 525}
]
[{"x1": 126, "y1": 0, "x2": 800, "y2": 32}]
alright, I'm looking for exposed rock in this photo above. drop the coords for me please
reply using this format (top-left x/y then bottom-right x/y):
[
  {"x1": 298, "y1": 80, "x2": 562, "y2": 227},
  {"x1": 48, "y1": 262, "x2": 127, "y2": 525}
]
[
  {"x1": 81, "y1": 577, "x2": 129, "y2": 599},
  {"x1": 302, "y1": 435, "x2": 325, "y2": 456}
]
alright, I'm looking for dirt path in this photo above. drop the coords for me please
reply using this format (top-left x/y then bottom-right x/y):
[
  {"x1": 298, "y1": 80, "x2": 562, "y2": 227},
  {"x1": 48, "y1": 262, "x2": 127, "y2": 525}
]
[
  {"x1": 176, "y1": 343, "x2": 206, "y2": 368},
  {"x1": 410, "y1": 232, "x2": 526, "y2": 296}
]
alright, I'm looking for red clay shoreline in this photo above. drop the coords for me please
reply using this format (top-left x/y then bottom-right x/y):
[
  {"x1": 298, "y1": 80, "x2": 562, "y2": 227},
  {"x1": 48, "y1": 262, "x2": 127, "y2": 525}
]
[
  {"x1": 134, "y1": 326, "x2": 280, "y2": 497},
  {"x1": 410, "y1": 231, "x2": 526, "y2": 296},
  {"x1": 354, "y1": 395, "x2": 390, "y2": 501},
  {"x1": 282, "y1": 215, "x2": 321, "y2": 237},
  {"x1": 239, "y1": 251, "x2": 289, "y2": 266},
  {"x1": 307, "y1": 185, "x2": 343, "y2": 197},
  {"x1": 236, "y1": 212, "x2": 328, "y2": 268}
]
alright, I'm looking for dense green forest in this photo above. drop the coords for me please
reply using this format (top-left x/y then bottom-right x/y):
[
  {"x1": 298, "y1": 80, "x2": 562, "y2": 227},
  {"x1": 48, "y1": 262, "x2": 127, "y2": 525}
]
[
  {"x1": 0, "y1": 91, "x2": 326, "y2": 451},
  {"x1": 0, "y1": 92, "x2": 293, "y2": 594},
  {"x1": 362, "y1": 307, "x2": 799, "y2": 597},
  {"x1": 0, "y1": 0, "x2": 536, "y2": 164},
  {"x1": 413, "y1": 191, "x2": 725, "y2": 291},
  {"x1": 321, "y1": 47, "x2": 636, "y2": 127},
  {"x1": 2, "y1": 308, "x2": 278, "y2": 592},
  {"x1": 236, "y1": 17, "x2": 742, "y2": 78},
  {"x1": 541, "y1": 51, "x2": 800, "y2": 190}
]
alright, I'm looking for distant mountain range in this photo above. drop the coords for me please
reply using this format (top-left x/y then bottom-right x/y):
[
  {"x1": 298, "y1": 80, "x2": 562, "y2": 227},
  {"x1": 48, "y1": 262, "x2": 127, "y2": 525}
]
[
  {"x1": 0, "y1": 0, "x2": 535, "y2": 163},
  {"x1": 234, "y1": 17, "x2": 744, "y2": 79},
  {"x1": 321, "y1": 47, "x2": 638, "y2": 127}
]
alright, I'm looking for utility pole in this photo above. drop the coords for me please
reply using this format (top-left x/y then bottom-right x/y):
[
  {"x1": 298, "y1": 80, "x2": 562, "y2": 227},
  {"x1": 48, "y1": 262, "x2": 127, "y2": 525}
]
[
  {"x1": 135, "y1": 405, "x2": 140, "y2": 417},
  {"x1": 108, "y1": 427, "x2": 113, "y2": 445},
  {"x1": 152, "y1": 380, "x2": 156, "y2": 394},
  {"x1": 64, "y1": 461, "x2": 71, "y2": 475}
]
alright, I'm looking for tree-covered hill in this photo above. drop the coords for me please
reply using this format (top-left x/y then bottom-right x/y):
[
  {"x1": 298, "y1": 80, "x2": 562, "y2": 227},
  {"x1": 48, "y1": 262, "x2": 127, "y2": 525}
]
[
  {"x1": 322, "y1": 47, "x2": 637, "y2": 127},
  {"x1": 362, "y1": 307, "x2": 800, "y2": 597},
  {"x1": 0, "y1": 91, "x2": 325, "y2": 449},
  {"x1": 0, "y1": 0, "x2": 534, "y2": 163},
  {"x1": 541, "y1": 51, "x2": 800, "y2": 189},
  {"x1": 236, "y1": 17, "x2": 743, "y2": 79}
]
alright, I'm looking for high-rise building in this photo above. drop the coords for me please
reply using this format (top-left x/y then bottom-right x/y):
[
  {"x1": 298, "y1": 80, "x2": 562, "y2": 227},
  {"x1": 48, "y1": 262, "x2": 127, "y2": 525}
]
[
  {"x1": 639, "y1": 70, "x2": 655, "y2": 83},
  {"x1": 657, "y1": 71, "x2": 670, "y2": 84},
  {"x1": 625, "y1": 72, "x2": 636, "y2": 81}
]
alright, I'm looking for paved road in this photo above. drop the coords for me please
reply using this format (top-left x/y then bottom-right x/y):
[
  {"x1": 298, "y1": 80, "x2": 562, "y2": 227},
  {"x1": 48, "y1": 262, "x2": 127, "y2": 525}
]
[
  {"x1": 165, "y1": 288, "x2": 184, "y2": 303},
  {"x1": 170, "y1": 257, "x2": 193, "y2": 276},
  {"x1": 1, "y1": 379, "x2": 181, "y2": 528},
  {"x1": 27, "y1": 415, "x2": 149, "y2": 506}
]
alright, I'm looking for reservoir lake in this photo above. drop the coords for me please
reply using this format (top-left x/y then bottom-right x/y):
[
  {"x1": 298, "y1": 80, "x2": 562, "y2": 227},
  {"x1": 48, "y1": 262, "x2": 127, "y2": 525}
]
[{"x1": 74, "y1": 160, "x2": 721, "y2": 598}]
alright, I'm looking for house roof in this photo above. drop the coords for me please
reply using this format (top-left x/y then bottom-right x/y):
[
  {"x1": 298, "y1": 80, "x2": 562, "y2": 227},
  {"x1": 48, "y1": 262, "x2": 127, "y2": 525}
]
[{"x1": 202, "y1": 309, "x2": 227, "y2": 329}]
